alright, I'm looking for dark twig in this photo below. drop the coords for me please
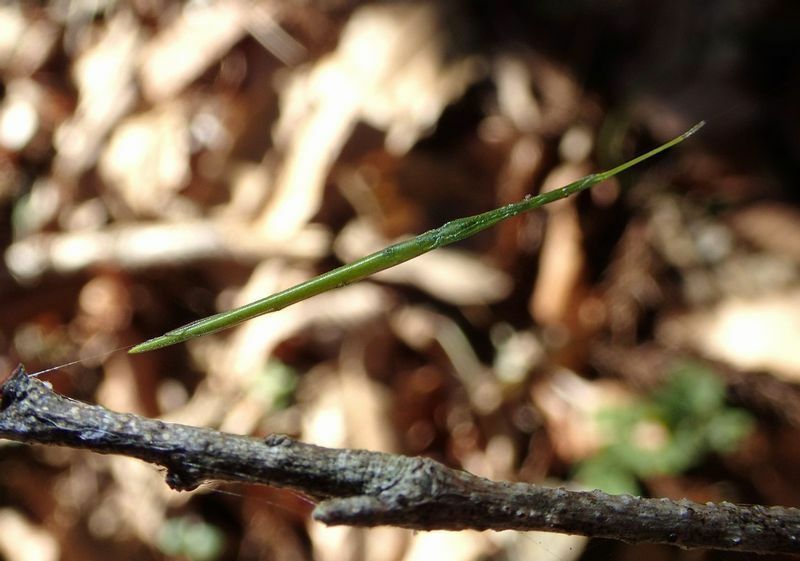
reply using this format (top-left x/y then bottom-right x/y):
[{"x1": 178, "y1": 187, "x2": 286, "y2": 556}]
[{"x1": 1, "y1": 366, "x2": 798, "y2": 555}]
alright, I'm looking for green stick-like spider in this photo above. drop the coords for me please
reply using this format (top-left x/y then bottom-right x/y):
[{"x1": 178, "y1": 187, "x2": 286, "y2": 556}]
[{"x1": 130, "y1": 122, "x2": 704, "y2": 354}]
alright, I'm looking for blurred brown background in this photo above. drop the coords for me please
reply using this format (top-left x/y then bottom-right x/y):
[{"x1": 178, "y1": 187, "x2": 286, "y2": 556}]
[{"x1": 0, "y1": 1, "x2": 799, "y2": 560}]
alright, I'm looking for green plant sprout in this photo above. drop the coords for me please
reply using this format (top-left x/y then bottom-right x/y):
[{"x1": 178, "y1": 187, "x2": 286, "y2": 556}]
[
  {"x1": 129, "y1": 122, "x2": 704, "y2": 354},
  {"x1": 574, "y1": 361, "x2": 754, "y2": 496}
]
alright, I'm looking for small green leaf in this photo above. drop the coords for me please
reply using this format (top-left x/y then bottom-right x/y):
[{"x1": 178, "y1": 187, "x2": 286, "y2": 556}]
[
  {"x1": 574, "y1": 359, "x2": 753, "y2": 493},
  {"x1": 158, "y1": 517, "x2": 225, "y2": 561}
]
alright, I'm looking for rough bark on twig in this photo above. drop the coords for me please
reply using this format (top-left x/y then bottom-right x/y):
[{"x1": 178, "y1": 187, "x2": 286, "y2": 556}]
[{"x1": 1, "y1": 366, "x2": 798, "y2": 555}]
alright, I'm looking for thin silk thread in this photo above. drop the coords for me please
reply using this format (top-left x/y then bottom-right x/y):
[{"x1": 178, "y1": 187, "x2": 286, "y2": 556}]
[{"x1": 27, "y1": 344, "x2": 137, "y2": 377}]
